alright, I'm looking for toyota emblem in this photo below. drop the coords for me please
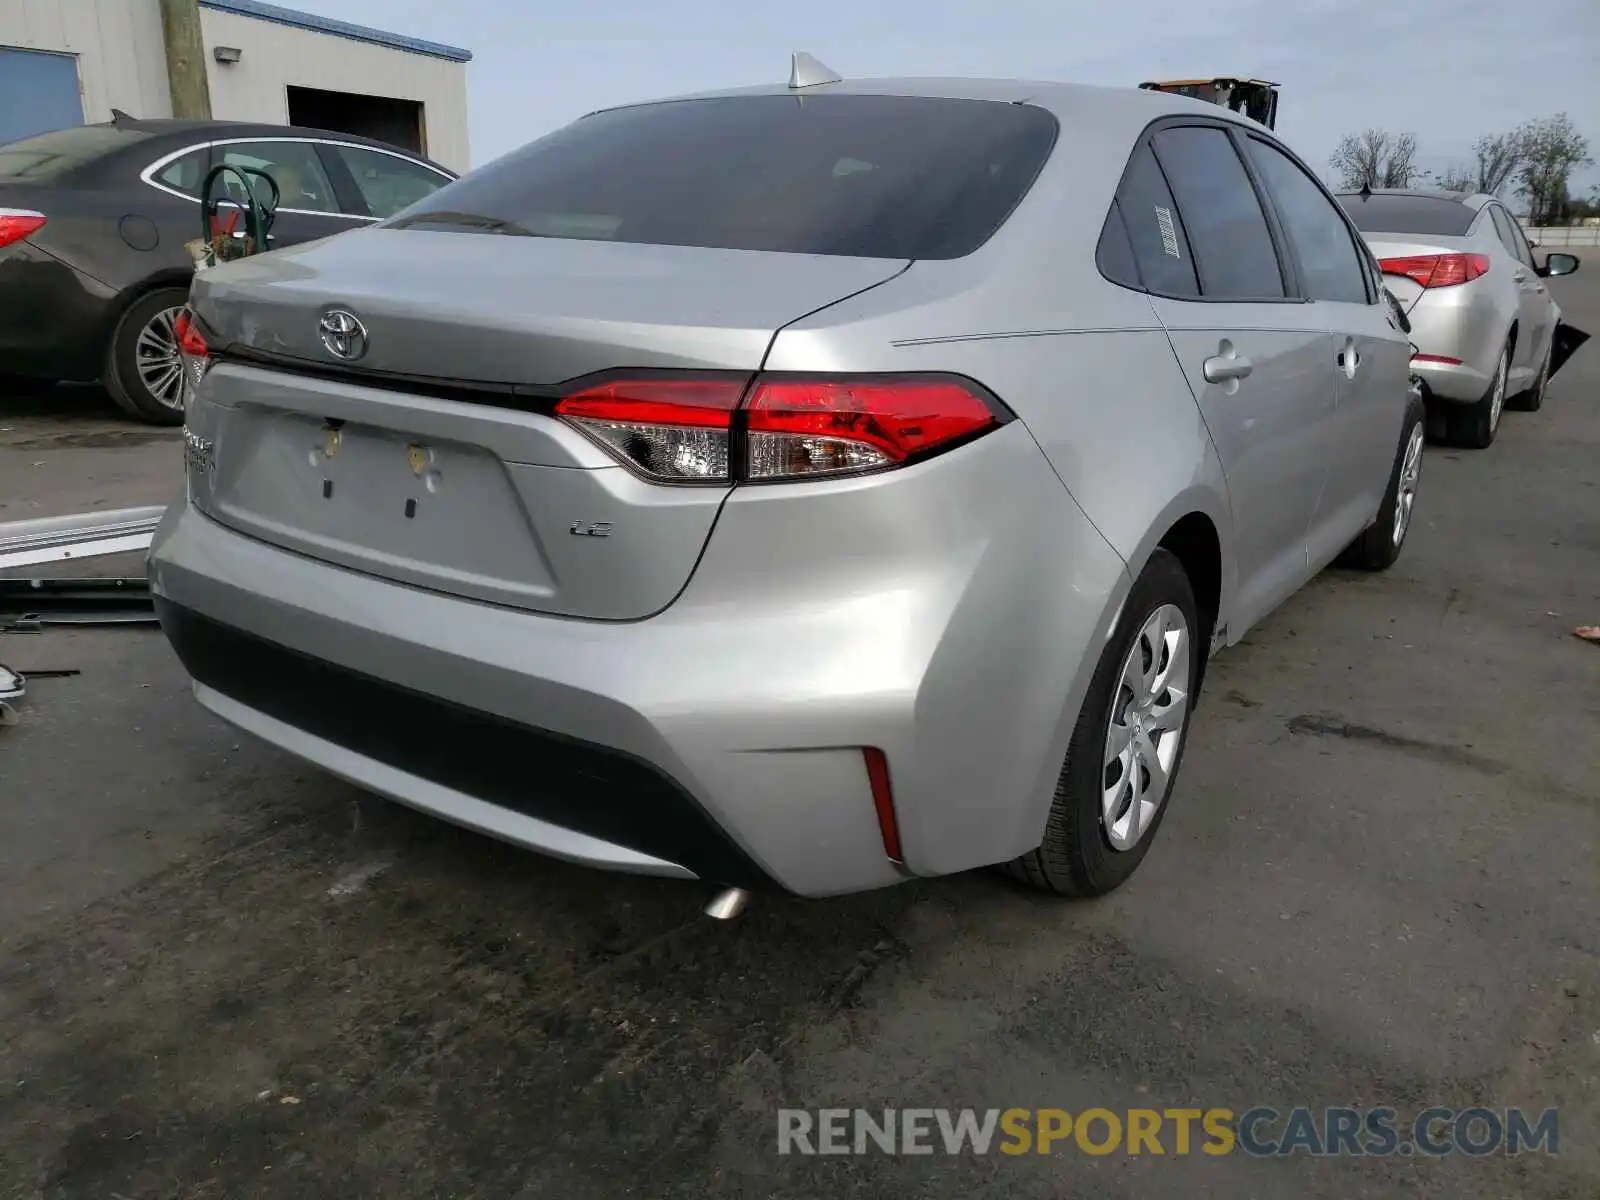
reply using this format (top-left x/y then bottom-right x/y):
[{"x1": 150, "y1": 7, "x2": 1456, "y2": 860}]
[{"x1": 318, "y1": 309, "x2": 368, "y2": 360}]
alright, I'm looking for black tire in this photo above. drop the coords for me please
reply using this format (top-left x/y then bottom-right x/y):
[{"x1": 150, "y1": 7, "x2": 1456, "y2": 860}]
[
  {"x1": 1337, "y1": 386, "x2": 1425, "y2": 572},
  {"x1": 1506, "y1": 338, "x2": 1551, "y2": 413},
  {"x1": 1002, "y1": 548, "x2": 1200, "y2": 897},
  {"x1": 103, "y1": 286, "x2": 190, "y2": 426},
  {"x1": 1446, "y1": 340, "x2": 1509, "y2": 450}
]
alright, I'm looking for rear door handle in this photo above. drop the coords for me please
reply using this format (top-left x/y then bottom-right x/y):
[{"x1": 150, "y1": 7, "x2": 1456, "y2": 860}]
[{"x1": 1203, "y1": 350, "x2": 1254, "y2": 383}]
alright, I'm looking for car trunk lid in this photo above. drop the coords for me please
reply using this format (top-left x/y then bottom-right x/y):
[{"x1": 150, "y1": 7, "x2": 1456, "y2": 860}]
[{"x1": 186, "y1": 228, "x2": 908, "y2": 620}]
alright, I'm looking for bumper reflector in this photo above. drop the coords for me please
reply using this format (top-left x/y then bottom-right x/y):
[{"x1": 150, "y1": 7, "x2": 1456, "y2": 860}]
[{"x1": 863, "y1": 747, "x2": 902, "y2": 864}]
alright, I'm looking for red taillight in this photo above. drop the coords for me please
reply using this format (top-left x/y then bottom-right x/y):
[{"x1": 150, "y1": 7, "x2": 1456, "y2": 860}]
[
  {"x1": 173, "y1": 308, "x2": 212, "y2": 399},
  {"x1": 1379, "y1": 253, "x2": 1490, "y2": 289},
  {"x1": 744, "y1": 377, "x2": 998, "y2": 480},
  {"x1": 0, "y1": 208, "x2": 47, "y2": 249},
  {"x1": 555, "y1": 376, "x2": 745, "y2": 482},
  {"x1": 173, "y1": 309, "x2": 209, "y2": 357},
  {"x1": 554, "y1": 372, "x2": 1005, "y2": 485},
  {"x1": 1410, "y1": 353, "x2": 1463, "y2": 366},
  {"x1": 863, "y1": 748, "x2": 902, "y2": 864}
]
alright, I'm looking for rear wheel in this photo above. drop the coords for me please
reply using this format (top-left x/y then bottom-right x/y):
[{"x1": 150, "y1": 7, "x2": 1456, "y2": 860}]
[
  {"x1": 1002, "y1": 549, "x2": 1199, "y2": 897},
  {"x1": 1447, "y1": 340, "x2": 1508, "y2": 449},
  {"x1": 1507, "y1": 338, "x2": 1552, "y2": 413},
  {"x1": 1338, "y1": 386, "x2": 1425, "y2": 571},
  {"x1": 103, "y1": 286, "x2": 190, "y2": 426}
]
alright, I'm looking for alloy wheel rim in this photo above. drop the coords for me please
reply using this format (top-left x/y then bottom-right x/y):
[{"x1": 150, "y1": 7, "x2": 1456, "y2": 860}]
[
  {"x1": 1102, "y1": 603, "x2": 1191, "y2": 852},
  {"x1": 135, "y1": 306, "x2": 186, "y2": 411},
  {"x1": 1392, "y1": 424, "x2": 1424, "y2": 546}
]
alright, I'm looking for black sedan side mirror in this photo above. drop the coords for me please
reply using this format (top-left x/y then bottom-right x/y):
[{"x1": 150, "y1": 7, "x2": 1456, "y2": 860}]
[{"x1": 1537, "y1": 252, "x2": 1580, "y2": 279}]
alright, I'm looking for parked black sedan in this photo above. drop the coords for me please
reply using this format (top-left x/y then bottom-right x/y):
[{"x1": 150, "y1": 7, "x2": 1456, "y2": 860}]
[{"x1": 0, "y1": 114, "x2": 456, "y2": 423}]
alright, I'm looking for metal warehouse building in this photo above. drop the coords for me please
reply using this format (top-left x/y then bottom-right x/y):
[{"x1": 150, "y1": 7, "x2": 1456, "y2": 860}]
[{"x1": 0, "y1": 0, "x2": 472, "y2": 172}]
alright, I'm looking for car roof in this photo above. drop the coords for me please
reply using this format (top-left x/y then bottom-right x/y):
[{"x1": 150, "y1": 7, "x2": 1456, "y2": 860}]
[
  {"x1": 64, "y1": 116, "x2": 454, "y2": 176},
  {"x1": 587, "y1": 75, "x2": 1267, "y2": 133},
  {"x1": 116, "y1": 117, "x2": 437, "y2": 154}
]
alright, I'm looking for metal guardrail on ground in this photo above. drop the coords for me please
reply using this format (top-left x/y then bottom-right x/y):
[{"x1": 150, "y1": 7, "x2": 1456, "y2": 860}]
[
  {"x1": 0, "y1": 506, "x2": 166, "y2": 570},
  {"x1": 1526, "y1": 226, "x2": 1600, "y2": 248}
]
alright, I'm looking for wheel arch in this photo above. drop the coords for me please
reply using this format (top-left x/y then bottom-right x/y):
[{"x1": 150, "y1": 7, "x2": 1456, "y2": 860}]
[
  {"x1": 99, "y1": 269, "x2": 196, "y2": 346},
  {"x1": 1152, "y1": 510, "x2": 1223, "y2": 705},
  {"x1": 1119, "y1": 481, "x2": 1236, "y2": 645}
]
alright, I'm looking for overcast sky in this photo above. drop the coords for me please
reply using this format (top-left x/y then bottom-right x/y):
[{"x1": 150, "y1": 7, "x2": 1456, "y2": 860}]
[{"x1": 304, "y1": 0, "x2": 1600, "y2": 196}]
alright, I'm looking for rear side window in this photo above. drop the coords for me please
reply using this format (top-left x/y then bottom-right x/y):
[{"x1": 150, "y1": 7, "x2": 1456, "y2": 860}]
[
  {"x1": 385, "y1": 94, "x2": 1059, "y2": 259},
  {"x1": 331, "y1": 144, "x2": 450, "y2": 218},
  {"x1": 1096, "y1": 202, "x2": 1142, "y2": 289},
  {"x1": 1152, "y1": 126, "x2": 1284, "y2": 299},
  {"x1": 0, "y1": 124, "x2": 150, "y2": 181},
  {"x1": 1501, "y1": 208, "x2": 1535, "y2": 268},
  {"x1": 215, "y1": 141, "x2": 338, "y2": 213},
  {"x1": 1487, "y1": 205, "x2": 1517, "y2": 253},
  {"x1": 153, "y1": 147, "x2": 210, "y2": 197},
  {"x1": 1337, "y1": 193, "x2": 1475, "y2": 236},
  {"x1": 1105, "y1": 143, "x2": 1198, "y2": 296},
  {"x1": 1489, "y1": 206, "x2": 1535, "y2": 267},
  {"x1": 1245, "y1": 137, "x2": 1369, "y2": 304}
]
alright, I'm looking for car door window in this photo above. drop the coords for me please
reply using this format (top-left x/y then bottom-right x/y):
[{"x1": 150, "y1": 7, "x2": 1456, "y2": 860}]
[
  {"x1": 216, "y1": 141, "x2": 338, "y2": 213},
  {"x1": 329, "y1": 144, "x2": 450, "y2": 218},
  {"x1": 1501, "y1": 208, "x2": 1537, "y2": 268},
  {"x1": 151, "y1": 146, "x2": 210, "y2": 198},
  {"x1": 1487, "y1": 205, "x2": 1521, "y2": 257},
  {"x1": 1245, "y1": 137, "x2": 1370, "y2": 304},
  {"x1": 1104, "y1": 142, "x2": 1199, "y2": 296},
  {"x1": 1151, "y1": 126, "x2": 1284, "y2": 299}
]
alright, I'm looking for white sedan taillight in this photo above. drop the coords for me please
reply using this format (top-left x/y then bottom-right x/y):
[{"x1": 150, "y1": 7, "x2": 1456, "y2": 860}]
[{"x1": 556, "y1": 373, "x2": 1009, "y2": 485}]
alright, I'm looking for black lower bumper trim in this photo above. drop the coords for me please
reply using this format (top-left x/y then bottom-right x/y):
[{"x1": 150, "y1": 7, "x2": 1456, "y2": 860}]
[{"x1": 155, "y1": 599, "x2": 776, "y2": 890}]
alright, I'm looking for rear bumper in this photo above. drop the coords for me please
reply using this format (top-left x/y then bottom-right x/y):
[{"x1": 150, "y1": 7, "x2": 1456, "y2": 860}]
[
  {"x1": 158, "y1": 598, "x2": 772, "y2": 887},
  {"x1": 148, "y1": 425, "x2": 1129, "y2": 897},
  {"x1": 1410, "y1": 357, "x2": 1492, "y2": 405},
  {"x1": 1404, "y1": 286, "x2": 1508, "y2": 404},
  {"x1": 0, "y1": 243, "x2": 115, "y2": 381}
]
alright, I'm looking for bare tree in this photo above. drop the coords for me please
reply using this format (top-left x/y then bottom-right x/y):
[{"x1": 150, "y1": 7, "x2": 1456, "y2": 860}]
[
  {"x1": 1431, "y1": 164, "x2": 1476, "y2": 192},
  {"x1": 1517, "y1": 114, "x2": 1592, "y2": 224},
  {"x1": 1472, "y1": 129, "x2": 1528, "y2": 195},
  {"x1": 1330, "y1": 129, "x2": 1421, "y2": 189},
  {"x1": 1382, "y1": 132, "x2": 1419, "y2": 187}
]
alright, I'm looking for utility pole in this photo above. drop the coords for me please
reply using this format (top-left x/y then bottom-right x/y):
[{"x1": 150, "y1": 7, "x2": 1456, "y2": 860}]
[{"x1": 159, "y1": 0, "x2": 212, "y2": 120}]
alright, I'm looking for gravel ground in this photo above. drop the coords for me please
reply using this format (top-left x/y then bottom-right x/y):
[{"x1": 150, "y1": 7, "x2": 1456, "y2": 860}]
[{"x1": 1, "y1": 276, "x2": 1596, "y2": 1199}]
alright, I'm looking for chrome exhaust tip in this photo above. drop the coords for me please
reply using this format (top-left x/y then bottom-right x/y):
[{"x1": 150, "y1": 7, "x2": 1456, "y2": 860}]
[{"x1": 704, "y1": 887, "x2": 751, "y2": 921}]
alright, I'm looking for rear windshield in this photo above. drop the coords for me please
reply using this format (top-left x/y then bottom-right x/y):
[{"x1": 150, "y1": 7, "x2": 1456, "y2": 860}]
[
  {"x1": 1336, "y1": 193, "x2": 1475, "y2": 236},
  {"x1": 386, "y1": 94, "x2": 1059, "y2": 259},
  {"x1": 0, "y1": 124, "x2": 150, "y2": 181}
]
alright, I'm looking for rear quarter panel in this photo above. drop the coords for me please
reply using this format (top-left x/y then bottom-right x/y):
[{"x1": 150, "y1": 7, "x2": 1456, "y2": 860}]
[
  {"x1": 762, "y1": 114, "x2": 1237, "y2": 866},
  {"x1": 764, "y1": 254, "x2": 1235, "y2": 630}
]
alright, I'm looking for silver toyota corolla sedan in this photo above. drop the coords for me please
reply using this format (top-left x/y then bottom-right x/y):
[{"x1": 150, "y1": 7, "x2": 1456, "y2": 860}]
[
  {"x1": 1338, "y1": 188, "x2": 1582, "y2": 449},
  {"x1": 152, "y1": 72, "x2": 1422, "y2": 902}
]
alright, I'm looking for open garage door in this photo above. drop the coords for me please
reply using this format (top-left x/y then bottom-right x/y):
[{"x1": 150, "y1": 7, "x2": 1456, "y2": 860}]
[{"x1": 286, "y1": 85, "x2": 425, "y2": 156}]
